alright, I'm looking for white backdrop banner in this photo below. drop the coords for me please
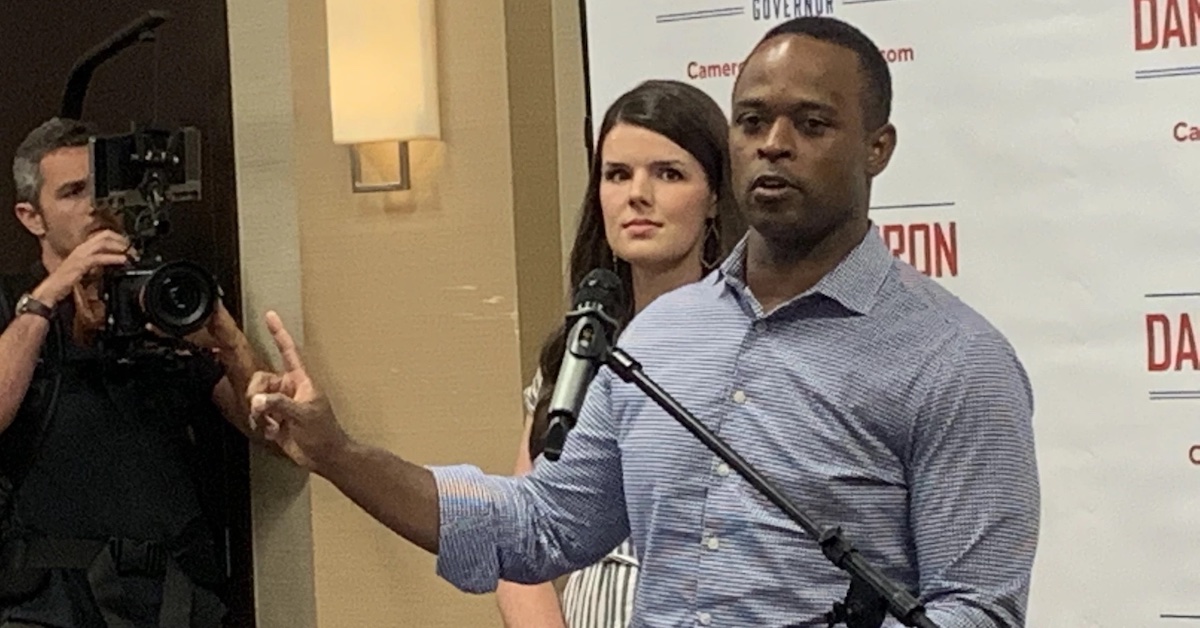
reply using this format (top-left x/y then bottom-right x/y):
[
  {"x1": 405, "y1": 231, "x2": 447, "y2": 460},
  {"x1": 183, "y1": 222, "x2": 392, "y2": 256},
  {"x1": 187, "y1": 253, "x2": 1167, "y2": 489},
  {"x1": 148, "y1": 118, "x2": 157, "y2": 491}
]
[{"x1": 579, "y1": 1, "x2": 1200, "y2": 626}]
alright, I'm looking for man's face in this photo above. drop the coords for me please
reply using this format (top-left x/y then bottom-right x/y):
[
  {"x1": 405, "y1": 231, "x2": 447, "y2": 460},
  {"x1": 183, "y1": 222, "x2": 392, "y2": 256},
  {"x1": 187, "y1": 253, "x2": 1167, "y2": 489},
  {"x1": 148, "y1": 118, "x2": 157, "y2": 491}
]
[
  {"x1": 729, "y1": 34, "x2": 893, "y2": 251},
  {"x1": 16, "y1": 146, "x2": 118, "y2": 263}
]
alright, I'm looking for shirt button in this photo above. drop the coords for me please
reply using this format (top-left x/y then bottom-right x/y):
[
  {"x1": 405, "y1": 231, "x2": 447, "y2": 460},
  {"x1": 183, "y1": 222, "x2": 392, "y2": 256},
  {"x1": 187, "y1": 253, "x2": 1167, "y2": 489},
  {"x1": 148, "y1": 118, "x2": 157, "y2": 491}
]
[
  {"x1": 754, "y1": 320, "x2": 766, "y2": 332},
  {"x1": 716, "y1": 463, "x2": 730, "y2": 476},
  {"x1": 732, "y1": 390, "x2": 746, "y2": 404},
  {"x1": 697, "y1": 611, "x2": 712, "y2": 625},
  {"x1": 706, "y1": 536, "x2": 720, "y2": 550}
]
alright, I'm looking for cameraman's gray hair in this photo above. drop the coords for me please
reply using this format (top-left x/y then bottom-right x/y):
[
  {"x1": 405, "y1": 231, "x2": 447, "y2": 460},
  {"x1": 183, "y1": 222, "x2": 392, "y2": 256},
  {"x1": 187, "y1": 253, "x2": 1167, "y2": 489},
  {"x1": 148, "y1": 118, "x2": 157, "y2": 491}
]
[{"x1": 13, "y1": 117, "x2": 98, "y2": 206}]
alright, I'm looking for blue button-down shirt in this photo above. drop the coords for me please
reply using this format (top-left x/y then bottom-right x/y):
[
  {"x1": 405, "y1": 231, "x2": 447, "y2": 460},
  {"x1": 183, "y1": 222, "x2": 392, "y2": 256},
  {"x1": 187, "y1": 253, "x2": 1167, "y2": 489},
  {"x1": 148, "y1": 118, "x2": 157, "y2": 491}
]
[{"x1": 432, "y1": 227, "x2": 1040, "y2": 628}]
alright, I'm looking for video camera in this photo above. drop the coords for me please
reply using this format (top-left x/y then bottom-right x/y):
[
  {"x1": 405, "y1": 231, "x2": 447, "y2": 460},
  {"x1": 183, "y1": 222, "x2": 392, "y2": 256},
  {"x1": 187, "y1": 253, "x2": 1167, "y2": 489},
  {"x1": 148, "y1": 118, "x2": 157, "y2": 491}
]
[
  {"x1": 90, "y1": 125, "x2": 219, "y2": 345},
  {"x1": 60, "y1": 11, "x2": 221, "y2": 355}
]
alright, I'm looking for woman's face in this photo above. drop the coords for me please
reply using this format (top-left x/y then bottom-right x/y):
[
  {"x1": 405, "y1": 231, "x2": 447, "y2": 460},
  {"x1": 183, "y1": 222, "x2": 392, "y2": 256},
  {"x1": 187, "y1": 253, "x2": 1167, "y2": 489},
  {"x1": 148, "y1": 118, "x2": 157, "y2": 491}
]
[{"x1": 599, "y1": 123, "x2": 715, "y2": 273}]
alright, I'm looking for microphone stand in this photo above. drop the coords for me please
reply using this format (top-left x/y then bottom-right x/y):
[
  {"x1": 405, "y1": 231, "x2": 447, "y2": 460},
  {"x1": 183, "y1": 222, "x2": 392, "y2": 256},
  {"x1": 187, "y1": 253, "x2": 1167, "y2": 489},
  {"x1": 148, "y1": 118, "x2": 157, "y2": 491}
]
[{"x1": 601, "y1": 345, "x2": 939, "y2": 628}]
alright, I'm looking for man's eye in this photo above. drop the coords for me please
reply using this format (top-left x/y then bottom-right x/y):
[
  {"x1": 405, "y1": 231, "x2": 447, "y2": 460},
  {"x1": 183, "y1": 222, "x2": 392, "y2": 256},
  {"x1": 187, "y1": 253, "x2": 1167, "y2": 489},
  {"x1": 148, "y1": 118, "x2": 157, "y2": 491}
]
[{"x1": 738, "y1": 114, "x2": 763, "y2": 131}]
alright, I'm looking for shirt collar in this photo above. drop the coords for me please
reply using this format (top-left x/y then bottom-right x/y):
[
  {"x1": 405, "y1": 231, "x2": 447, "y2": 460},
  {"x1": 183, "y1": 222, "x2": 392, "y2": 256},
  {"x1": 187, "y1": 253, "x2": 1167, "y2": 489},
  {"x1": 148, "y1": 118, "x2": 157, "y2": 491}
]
[{"x1": 714, "y1": 224, "x2": 893, "y2": 316}]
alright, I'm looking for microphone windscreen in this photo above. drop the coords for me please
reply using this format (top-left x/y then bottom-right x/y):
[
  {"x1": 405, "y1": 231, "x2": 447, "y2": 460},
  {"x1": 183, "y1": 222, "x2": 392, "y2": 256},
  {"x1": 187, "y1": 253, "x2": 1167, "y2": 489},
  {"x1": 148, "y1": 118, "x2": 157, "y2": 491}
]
[{"x1": 573, "y1": 268, "x2": 626, "y2": 314}]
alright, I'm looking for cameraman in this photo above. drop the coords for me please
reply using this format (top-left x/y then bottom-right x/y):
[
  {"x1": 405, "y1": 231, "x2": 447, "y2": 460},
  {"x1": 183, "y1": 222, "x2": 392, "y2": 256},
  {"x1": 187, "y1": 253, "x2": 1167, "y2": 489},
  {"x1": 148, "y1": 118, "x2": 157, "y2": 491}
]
[{"x1": 0, "y1": 118, "x2": 270, "y2": 628}]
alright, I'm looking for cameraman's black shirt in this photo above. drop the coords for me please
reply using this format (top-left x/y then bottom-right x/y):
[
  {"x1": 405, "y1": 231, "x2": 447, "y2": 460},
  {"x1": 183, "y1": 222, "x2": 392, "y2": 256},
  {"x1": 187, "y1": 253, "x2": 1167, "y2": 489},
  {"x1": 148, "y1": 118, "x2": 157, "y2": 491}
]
[
  {"x1": 1, "y1": 291, "x2": 228, "y2": 626},
  {"x1": 12, "y1": 335, "x2": 222, "y2": 543}
]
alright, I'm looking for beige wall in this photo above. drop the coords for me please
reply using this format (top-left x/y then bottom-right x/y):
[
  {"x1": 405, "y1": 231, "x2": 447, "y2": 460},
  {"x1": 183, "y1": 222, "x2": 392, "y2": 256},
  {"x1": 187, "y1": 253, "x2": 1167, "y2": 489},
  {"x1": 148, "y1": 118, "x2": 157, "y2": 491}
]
[
  {"x1": 228, "y1": 0, "x2": 590, "y2": 626},
  {"x1": 299, "y1": 0, "x2": 527, "y2": 624}
]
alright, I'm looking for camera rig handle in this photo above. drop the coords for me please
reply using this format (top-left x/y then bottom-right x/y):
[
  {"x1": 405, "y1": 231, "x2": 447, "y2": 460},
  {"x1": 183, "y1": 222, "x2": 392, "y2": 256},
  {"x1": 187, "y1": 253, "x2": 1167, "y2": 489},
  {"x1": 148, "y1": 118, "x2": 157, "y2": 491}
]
[{"x1": 60, "y1": 10, "x2": 170, "y2": 120}]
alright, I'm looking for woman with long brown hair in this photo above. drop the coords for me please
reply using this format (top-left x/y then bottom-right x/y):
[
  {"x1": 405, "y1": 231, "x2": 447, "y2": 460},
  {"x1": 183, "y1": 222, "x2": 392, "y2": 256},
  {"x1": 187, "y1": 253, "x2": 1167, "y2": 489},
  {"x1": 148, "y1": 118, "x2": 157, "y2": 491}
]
[{"x1": 496, "y1": 79, "x2": 744, "y2": 628}]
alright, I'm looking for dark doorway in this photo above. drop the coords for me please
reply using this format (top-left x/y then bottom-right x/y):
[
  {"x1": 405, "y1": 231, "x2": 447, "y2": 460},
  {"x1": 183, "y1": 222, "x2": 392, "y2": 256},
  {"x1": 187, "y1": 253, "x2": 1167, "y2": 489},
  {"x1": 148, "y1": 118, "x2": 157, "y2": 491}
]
[{"x1": 0, "y1": 3, "x2": 254, "y2": 626}]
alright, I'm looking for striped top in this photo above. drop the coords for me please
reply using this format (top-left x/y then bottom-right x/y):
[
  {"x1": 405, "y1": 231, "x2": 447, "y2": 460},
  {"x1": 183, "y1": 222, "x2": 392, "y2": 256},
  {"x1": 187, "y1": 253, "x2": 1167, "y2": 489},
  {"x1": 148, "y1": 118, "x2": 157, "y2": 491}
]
[{"x1": 434, "y1": 227, "x2": 1040, "y2": 627}]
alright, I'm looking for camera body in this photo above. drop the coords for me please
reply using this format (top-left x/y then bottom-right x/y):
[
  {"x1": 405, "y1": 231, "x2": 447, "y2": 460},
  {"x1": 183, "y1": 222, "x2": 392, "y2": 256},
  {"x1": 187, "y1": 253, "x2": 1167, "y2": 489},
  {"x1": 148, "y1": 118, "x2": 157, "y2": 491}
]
[
  {"x1": 103, "y1": 259, "x2": 220, "y2": 339},
  {"x1": 88, "y1": 125, "x2": 218, "y2": 350}
]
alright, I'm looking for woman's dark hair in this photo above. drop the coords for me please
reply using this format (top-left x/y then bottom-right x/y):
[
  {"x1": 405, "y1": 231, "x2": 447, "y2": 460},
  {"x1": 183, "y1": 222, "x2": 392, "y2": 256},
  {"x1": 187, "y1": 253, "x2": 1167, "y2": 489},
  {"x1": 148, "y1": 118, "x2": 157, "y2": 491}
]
[{"x1": 526, "y1": 79, "x2": 746, "y2": 460}]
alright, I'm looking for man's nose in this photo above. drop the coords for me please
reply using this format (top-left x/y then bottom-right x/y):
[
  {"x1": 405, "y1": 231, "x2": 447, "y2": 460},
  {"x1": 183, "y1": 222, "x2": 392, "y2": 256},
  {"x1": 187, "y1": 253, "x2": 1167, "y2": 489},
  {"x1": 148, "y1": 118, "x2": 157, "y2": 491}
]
[{"x1": 757, "y1": 119, "x2": 798, "y2": 162}]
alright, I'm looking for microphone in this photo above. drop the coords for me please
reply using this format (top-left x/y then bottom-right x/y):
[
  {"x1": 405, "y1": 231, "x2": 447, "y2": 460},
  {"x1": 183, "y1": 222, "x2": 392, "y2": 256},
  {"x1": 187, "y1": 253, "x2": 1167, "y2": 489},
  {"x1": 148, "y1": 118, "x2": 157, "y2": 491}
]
[{"x1": 542, "y1": 268, "x2": 626, "y2": 461}]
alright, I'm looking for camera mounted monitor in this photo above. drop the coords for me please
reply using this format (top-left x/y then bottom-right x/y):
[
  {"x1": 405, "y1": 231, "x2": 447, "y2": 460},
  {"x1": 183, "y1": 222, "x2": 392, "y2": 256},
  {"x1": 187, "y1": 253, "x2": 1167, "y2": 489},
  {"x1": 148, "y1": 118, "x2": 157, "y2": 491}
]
[{"x1": 89, "y1": 126, "x2": 202, "y2": 244}]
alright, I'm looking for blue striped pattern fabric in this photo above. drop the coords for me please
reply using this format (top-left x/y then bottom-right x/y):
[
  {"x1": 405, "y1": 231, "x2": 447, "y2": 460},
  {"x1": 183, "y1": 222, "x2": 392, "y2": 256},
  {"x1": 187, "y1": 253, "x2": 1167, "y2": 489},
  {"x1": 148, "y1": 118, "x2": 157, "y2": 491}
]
[
  {"x1": 522, "y1": 371, "x2": 640, "y2": 628},
  {"x1": 432, "y1": 226, "x2": 1040, "y2": 628}
]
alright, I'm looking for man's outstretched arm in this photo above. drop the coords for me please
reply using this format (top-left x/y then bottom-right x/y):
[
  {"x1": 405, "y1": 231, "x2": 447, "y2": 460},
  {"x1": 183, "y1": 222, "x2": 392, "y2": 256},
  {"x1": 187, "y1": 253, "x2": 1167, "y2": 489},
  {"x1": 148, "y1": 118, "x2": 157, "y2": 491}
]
[{"x1": 247, "y1": 311, "x2": 630, "y2": 590}]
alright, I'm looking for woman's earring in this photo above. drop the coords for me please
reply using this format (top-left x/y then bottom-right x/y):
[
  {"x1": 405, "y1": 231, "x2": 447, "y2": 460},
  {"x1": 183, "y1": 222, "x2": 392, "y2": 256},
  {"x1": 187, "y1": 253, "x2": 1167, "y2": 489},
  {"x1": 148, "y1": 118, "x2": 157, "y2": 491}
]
[{"x1": 703, "y1": 219, "x2": 720, "y2": 269}]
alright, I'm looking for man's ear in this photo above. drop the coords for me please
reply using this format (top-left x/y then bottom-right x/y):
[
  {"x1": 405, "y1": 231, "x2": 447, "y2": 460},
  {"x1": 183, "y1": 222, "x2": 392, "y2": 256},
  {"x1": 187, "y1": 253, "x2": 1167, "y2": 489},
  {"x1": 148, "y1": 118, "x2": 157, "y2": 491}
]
[
  {"x1": 15, "y1": 202, "x2": 46, "y2": 238},
  {"x1": 866, "y1": 123, "x2": 897, "y2": 178}
]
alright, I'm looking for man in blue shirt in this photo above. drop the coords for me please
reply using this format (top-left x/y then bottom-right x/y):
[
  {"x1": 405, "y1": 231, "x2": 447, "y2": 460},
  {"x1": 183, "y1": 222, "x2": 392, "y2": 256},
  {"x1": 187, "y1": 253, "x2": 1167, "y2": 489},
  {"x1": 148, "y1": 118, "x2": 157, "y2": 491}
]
[{"x1": 248, "y1": 16, "x2": 1040, "y2": 628}]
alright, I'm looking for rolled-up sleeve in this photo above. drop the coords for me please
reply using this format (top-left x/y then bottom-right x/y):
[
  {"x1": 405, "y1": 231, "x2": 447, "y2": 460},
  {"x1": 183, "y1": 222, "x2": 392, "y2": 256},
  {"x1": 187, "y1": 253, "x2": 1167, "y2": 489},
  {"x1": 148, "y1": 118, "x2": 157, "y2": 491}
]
[
  {"x1": 898, "y1": 331, "x2": 1041, "y2": 628},
  {"x1": 430, "y1": 370, "x2": 630, "y2": 594}
]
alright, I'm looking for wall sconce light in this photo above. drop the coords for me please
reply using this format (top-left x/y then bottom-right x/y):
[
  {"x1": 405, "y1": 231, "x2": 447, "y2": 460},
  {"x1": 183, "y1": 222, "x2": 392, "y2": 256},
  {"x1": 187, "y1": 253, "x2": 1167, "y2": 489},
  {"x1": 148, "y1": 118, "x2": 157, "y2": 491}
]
[{"x1": 325, "y1": 0, "x2": 440, "y2": 193}]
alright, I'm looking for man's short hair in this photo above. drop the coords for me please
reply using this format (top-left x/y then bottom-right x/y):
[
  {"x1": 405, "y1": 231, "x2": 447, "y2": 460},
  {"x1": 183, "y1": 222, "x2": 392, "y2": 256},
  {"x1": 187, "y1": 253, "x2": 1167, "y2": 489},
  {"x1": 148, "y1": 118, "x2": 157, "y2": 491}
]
[
  {"x1": 13, "y1": 117, "x2": 98, "y2": 206},
  {"x1": 752, "y1": 17, "x2": 893, "y2": 131}
]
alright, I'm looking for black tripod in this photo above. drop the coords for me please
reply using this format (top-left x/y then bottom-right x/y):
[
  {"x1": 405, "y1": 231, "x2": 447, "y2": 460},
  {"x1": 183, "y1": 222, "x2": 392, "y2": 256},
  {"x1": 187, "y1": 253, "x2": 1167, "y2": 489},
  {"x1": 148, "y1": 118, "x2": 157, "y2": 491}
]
[{"x1": 600, "y1": 344, "x2": 940, "y2": 628}]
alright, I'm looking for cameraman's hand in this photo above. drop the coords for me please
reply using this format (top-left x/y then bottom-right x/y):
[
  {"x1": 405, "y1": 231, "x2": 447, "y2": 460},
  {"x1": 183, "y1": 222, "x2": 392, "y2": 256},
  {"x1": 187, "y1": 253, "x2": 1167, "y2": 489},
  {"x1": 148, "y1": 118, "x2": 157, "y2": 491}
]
[
  {"x1": 33, "y1": 230, "x2": 131, "y2": 306},
  {"x1": 247, "y1": 311, "x2": 350, "y2": 473}
]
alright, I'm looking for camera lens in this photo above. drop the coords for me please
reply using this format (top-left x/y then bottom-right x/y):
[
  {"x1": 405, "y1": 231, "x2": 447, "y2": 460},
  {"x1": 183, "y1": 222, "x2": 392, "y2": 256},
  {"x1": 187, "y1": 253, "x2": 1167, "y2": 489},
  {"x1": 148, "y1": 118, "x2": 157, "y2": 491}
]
[
  {"x1": 142, "y1": 261, "x2": 218, "y2": 336},
  {"x1": 158, "y1": 277, "x2": 201, "y2": 315}
]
